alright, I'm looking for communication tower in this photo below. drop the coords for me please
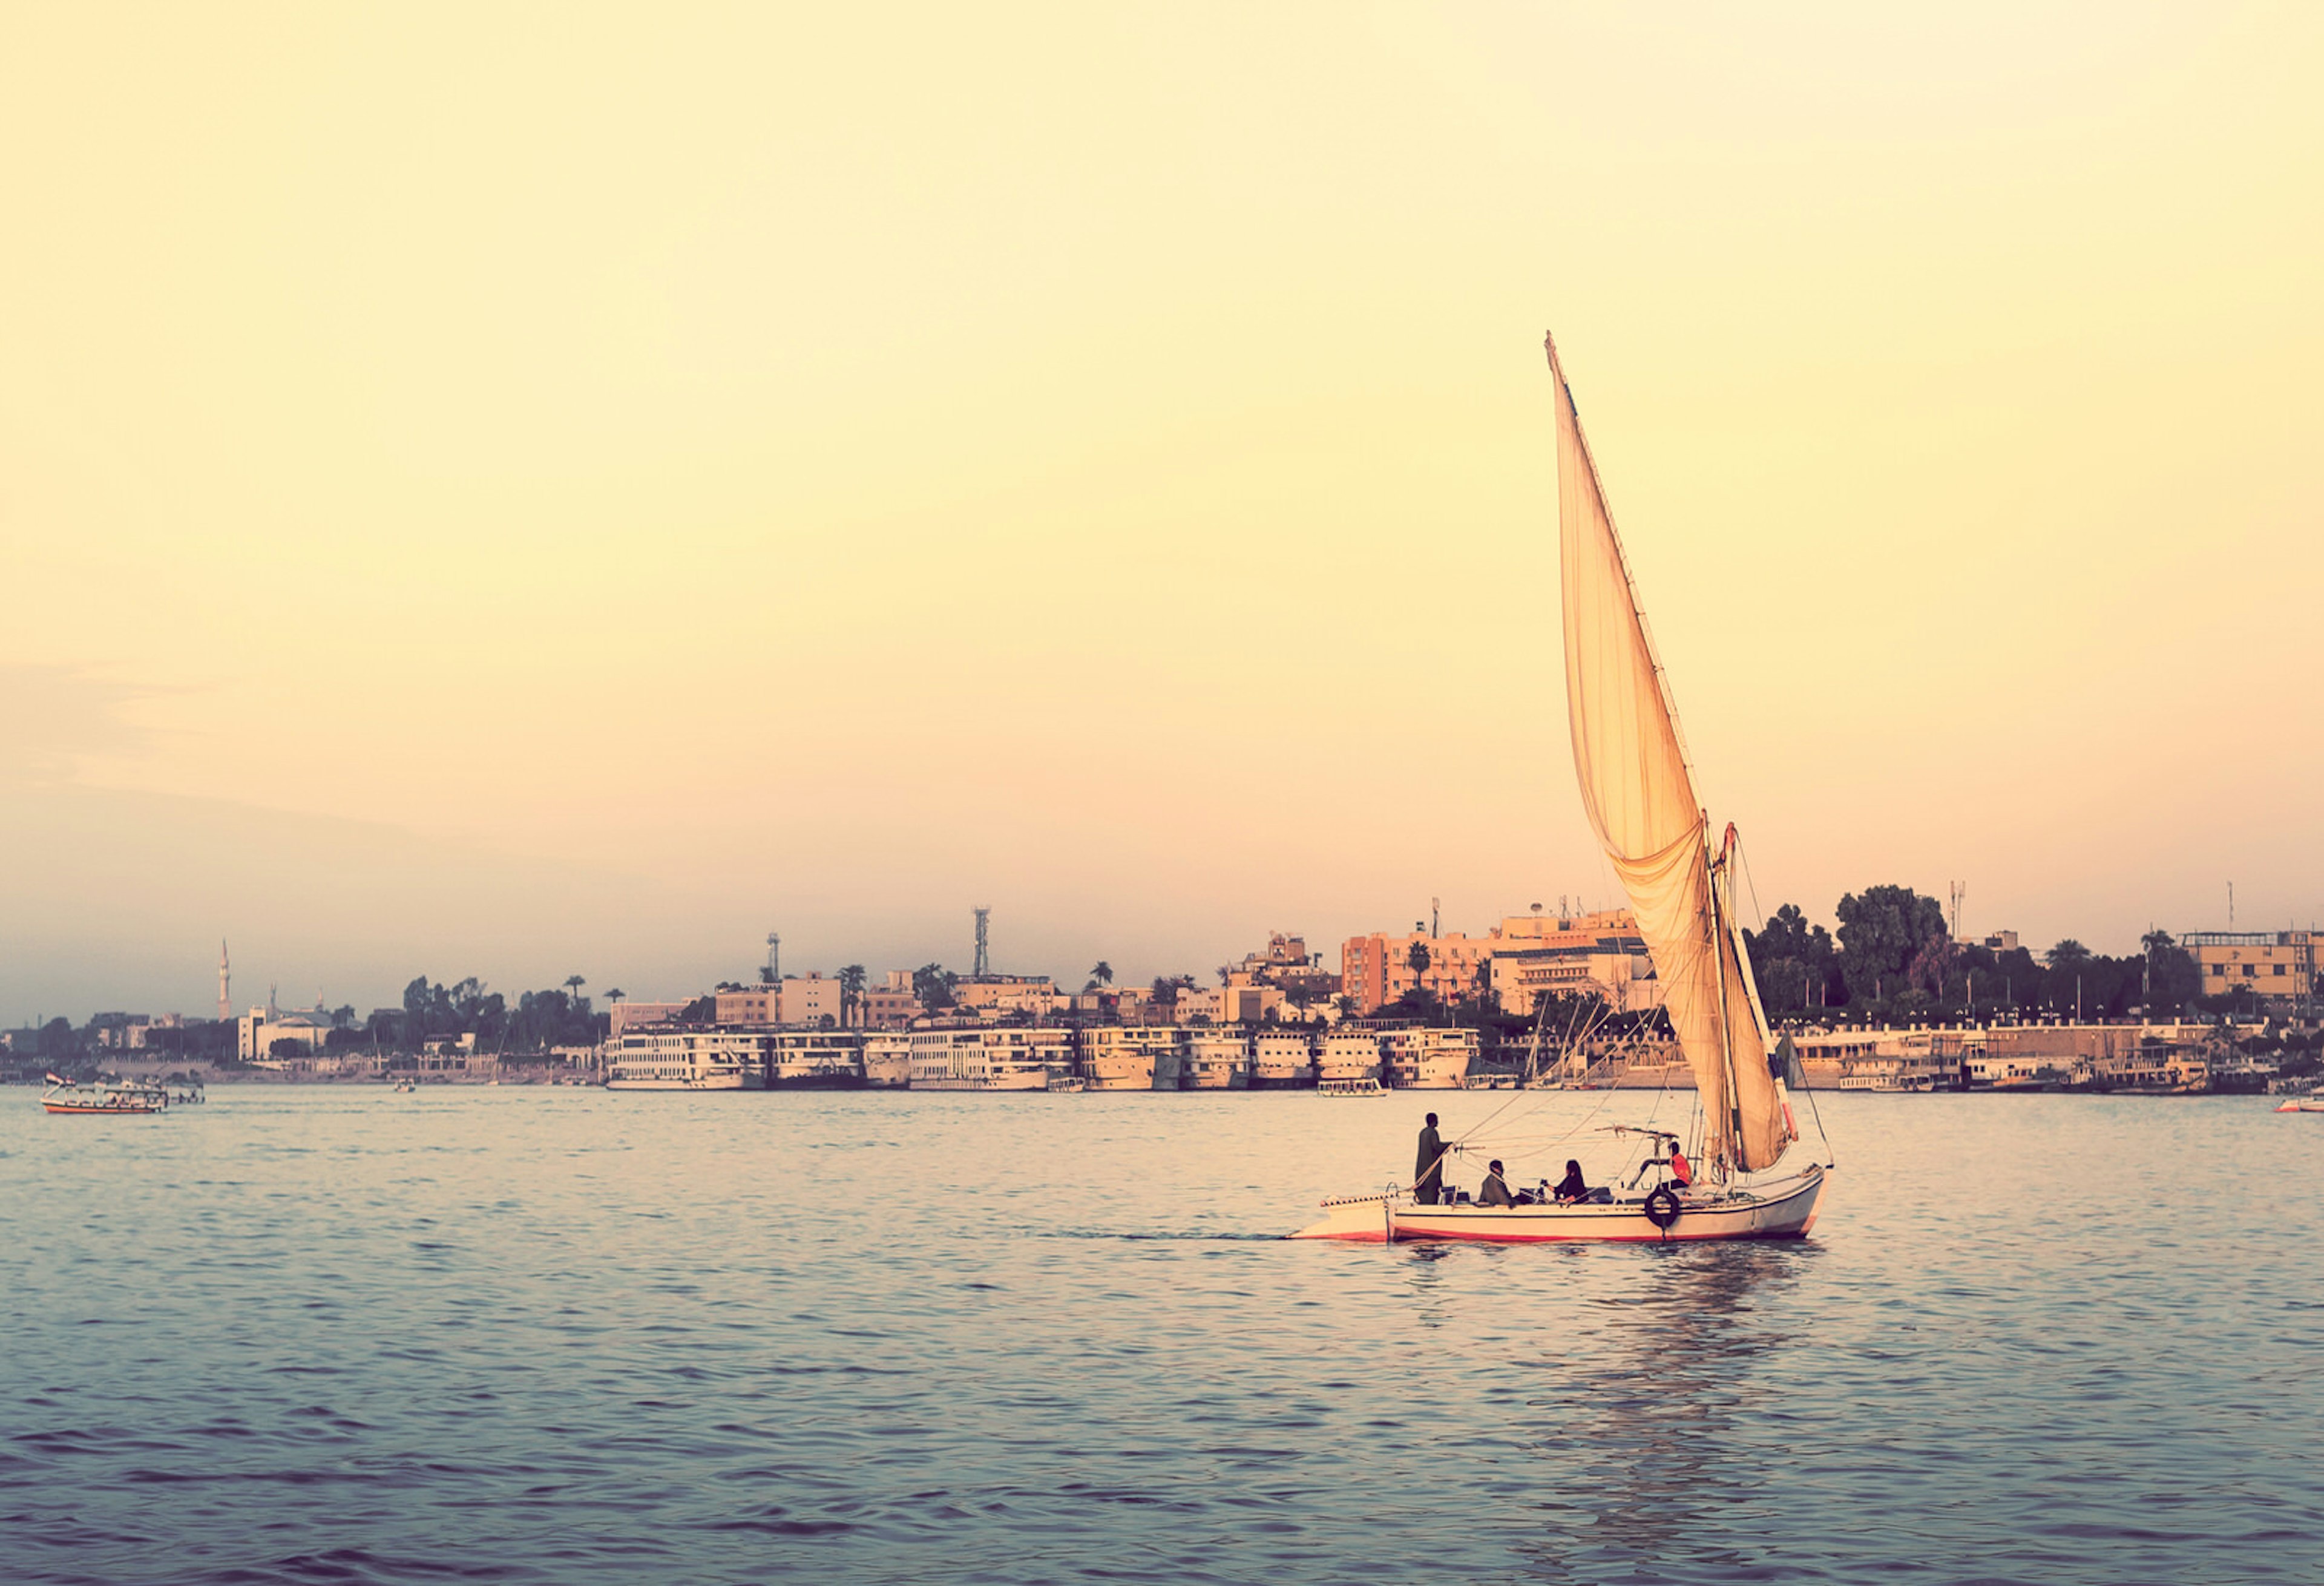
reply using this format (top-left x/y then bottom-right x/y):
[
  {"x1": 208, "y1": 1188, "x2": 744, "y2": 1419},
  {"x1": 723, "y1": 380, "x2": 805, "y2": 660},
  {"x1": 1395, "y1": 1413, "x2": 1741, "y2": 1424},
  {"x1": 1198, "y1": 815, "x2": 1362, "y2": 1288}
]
[
  {"x1": 973, "y1": 907, "x2": 991, "y2": 978},
  {"x1": 763, "y1": 932, "x2": 781, "y2": 986},
  {"x1": 1949, "y1": 882, "x2": 1966, "y2": 942},
  {"x1": 1431, "y1": 896, "x2": 1441, "y2": 939},
  {"x1": 218, "y1": 939, "x2": 231, "y2": 1021}
]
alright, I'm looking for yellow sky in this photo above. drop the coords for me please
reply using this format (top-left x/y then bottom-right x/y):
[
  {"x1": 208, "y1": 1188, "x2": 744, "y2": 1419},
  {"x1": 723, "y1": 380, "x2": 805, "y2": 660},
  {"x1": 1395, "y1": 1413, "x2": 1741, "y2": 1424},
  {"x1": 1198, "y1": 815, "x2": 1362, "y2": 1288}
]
[{"x1": 4, "y1": 3, "x2": 2319, "y2": 1018}]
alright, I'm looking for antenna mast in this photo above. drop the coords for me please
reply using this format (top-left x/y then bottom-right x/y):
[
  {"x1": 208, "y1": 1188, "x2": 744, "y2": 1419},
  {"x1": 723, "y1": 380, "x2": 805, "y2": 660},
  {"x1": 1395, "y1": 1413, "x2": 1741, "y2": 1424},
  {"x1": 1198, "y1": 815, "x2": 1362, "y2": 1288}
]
[
  {"x1": 763, "y1": 932, "x2": 780, "y2": 986},
  {"x1": 1949, "y1": 881, "x2": 1965, "y2": 942},
  {"x1": 218, "y1": 939, "x2": 231, "y2": 1022},
  {"x1": 973, "y1": 907, "x2": 991, "y2": 978}
]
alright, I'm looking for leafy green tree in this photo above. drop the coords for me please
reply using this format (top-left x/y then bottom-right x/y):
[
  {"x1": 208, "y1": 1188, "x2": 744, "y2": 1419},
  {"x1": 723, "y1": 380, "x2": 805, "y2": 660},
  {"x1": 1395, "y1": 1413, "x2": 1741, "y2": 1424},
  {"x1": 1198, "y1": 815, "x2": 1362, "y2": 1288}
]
[
  {"x1": 1747, "y1": 902, "x2": 1840, "y2": 1014},
  {"x1": 2045, "y1": 940, "x2": 2092, "y2": 969},
  {"x1": 913, "y1": 964, "x2": 957, "y2": 1011},
  {"x1": 2144, "y1": 938, "x2": 2198, "y2": 1015},
  {"x1": 1836, "y1": 886, "x2": 1947, "y2": 1004}
]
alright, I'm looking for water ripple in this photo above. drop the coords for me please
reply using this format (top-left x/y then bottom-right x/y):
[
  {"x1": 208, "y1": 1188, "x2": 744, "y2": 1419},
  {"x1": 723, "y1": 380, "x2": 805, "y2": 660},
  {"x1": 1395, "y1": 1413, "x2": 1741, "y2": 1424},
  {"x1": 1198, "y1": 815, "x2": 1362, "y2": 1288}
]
[{"x1": 1, "y1": 1088, "x2": 2319, "y2": 1584}]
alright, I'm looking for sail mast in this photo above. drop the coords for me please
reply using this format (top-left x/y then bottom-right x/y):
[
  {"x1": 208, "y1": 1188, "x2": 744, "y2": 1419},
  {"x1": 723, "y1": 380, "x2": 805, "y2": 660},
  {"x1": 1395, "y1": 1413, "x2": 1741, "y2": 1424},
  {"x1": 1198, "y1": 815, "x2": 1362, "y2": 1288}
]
[
  {"x1": 1542, "y1": 332, "x2": 1703, "y2": 799},
  {"x1": 1548, "y1": 330, "x2": 1793, "y2": 1172}
]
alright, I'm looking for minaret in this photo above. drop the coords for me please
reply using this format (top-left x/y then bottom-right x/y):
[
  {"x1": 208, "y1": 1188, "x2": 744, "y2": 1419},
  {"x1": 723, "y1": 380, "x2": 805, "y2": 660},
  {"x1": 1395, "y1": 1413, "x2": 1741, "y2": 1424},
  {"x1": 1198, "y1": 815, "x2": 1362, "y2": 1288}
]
[{"x1": 218, "y1": 939, "x2": 231, "y2": 1021}]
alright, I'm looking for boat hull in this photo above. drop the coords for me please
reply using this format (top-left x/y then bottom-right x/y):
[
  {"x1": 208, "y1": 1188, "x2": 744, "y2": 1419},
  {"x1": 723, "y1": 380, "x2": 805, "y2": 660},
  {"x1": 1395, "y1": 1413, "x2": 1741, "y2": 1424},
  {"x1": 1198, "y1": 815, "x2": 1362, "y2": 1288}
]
[
  {"x1": 43, "y1": 1101, "x2": 161, "y2": 1115},
  {"x1": 766, "y1": 1072, "x2": 866, "y2": 1090},
  {"x1": 1291, "y1": 1164, "x2": 1827, "y2": 1244},
  {"x1": 605, "y1": 1076, "x2": 757, "y2": 1091},
  {"x1": 911, "y1": 1072, "x2": 1049, "y2": 1092}
]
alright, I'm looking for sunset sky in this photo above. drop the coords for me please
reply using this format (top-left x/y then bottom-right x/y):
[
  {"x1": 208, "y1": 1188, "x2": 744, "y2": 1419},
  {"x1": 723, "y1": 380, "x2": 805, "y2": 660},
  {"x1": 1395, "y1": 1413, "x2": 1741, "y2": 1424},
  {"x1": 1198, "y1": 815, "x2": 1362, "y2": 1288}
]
[{"x1": 4, "y1": 2, "x2": 2319, "y2": 1022}]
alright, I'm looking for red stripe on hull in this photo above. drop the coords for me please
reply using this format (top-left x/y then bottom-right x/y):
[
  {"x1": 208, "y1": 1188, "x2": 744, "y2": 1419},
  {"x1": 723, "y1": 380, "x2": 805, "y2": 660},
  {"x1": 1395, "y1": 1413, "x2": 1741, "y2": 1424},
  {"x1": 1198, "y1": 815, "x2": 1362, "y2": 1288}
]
[{"x1": 1298, "y1": 1227, "x2": 1811, "y2": 1244}]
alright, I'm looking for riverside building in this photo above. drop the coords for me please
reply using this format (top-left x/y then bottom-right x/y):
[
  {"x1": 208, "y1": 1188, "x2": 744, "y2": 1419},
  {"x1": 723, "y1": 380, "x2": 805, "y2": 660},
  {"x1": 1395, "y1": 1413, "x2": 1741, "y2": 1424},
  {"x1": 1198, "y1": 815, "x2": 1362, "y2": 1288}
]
[
  {"x1": 1342, "y1": 907, "x2": 1644, "y2": 1016},
  {"x1": 2184, "y1": 930, "x2": 2319, "y2": 1008}
]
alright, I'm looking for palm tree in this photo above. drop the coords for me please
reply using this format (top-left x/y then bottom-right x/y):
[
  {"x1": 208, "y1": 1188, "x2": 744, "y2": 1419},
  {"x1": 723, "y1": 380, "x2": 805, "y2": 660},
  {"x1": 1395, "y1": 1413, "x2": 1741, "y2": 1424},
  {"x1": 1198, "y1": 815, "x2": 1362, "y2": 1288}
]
[
  {"x1": 2044, "y1": 940, "x2": 2091, "y2": 970},
  {"x1": 838, "y1": 965, "x2": 867, "y2": 1027},
  {"x1": 1090, "y1": 961, "x2": 1114, "y2": 988},
  {"x1": 564, "y1": 974, "x2": 586, "y2": 1006}
]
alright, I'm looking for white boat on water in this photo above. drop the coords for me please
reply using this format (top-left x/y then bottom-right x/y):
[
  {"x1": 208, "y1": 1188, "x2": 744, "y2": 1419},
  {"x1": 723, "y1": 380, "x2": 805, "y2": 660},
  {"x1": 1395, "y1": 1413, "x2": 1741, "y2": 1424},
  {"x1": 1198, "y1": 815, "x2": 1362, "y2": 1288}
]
[
  {"x1": 604, "y1": 1029, "x2": 763, "y2": 1090},
  {"x1": 1082, "y1": 1027, "x2": 1184, "y2": 1091},
  {"x1": 768, "y1": 1030, "x2": 867, "y2": 1090},
  {"x1": 2276, "y1": 1089, "x2": 2324, "y2": 1113},
  {"x1": 863, "y1": 1033, "x2": 913, "y2": 1089},
  {"x1": 905, "y1": 1027, "x2": 1056, "y2": 1091},
  {"x1": 1250, "y1": 1032, "x2": 1316, "y2": 1089},
  {"x1": 1183, "y1": 1032, "x2": 1252, "y2": 1090},
  {"x1": 1314, "y1": 1031, "x2": 1384, "y2": 1088},
  {"x1": 1382, "y1": 1027, "x2": 1477, "y2": 1089},
  {"x1": 1296, "y1": 333, "x2": 1831, "y2": 1245},
  {"x1": 41, "y1": 1073, "x2": 182, "y2": 1115},
  {"x1": 1318, "y1": 1076, "x2": 1385, "y2": 1098}
]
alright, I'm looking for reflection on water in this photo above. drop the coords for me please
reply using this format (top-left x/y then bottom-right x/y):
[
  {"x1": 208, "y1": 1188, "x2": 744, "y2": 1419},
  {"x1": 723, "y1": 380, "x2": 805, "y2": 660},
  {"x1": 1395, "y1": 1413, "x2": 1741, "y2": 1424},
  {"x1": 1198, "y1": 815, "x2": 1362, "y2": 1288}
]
[
  {"x1": 1515, "y1": 1243, "x2": 1807, "y2": 1584},
  {"x1": 1, "y1": 1089, "x2": 2319, "y2": 1585}
]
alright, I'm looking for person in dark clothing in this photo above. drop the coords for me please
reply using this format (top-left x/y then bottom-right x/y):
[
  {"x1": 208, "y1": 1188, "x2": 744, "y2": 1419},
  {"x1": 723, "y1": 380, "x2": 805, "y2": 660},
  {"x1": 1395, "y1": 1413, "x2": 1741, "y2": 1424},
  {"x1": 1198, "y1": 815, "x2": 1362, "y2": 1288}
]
[
  {"x1": 1414, "y1": 1113, "x2": 1448, "y2": 1205},
  {"x1": 1477, "y1": 1159, "x2": 1515, "y2": 1208},
  {"x1": 1552, "y1": 1159, "x2": 1590, "y2": 1204}
]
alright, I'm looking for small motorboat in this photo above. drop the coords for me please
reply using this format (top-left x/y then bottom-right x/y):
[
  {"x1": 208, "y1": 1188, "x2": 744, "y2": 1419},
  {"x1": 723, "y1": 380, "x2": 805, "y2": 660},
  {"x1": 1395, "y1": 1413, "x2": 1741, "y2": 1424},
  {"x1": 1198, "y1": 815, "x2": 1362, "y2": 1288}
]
[
  {"x1": 41, "y1": 1074, "x2": 170, "y2": 1116},
  {"x1": 1318, "y1": 1077, "x2": 1385, "y2": 1098},
  {"x1": 2275, "y1": 1089, "x2": 2324, "y2": 1113}
]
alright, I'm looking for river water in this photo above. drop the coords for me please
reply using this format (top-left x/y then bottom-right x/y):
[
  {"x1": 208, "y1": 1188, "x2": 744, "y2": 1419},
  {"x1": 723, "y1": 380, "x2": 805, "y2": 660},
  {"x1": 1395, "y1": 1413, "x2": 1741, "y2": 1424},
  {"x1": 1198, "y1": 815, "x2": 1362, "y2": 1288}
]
[{"x1": 2, "y1": 1086, "x2": 2317, "y2": 1585}]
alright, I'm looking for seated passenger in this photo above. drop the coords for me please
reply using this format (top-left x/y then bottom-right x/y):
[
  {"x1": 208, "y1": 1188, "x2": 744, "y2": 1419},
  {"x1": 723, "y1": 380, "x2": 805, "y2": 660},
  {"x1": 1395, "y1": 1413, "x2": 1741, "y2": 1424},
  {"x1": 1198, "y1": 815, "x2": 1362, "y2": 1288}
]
[
  {"x1": 1477, "y1": 1160, "x2": 1515, "y2": 1208},
  {"x1": 1552, "y1": 1159, "x2": 1591, "y2": 1204},
  {"x1": 1668, "y1": 1144, "x2": 1693, "y2": 1188}
]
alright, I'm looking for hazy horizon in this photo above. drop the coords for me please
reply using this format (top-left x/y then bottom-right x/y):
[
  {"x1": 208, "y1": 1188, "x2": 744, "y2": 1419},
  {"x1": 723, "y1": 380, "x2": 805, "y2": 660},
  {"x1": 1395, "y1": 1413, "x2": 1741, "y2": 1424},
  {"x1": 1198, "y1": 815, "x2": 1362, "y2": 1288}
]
[{"x1": 7, "y1": 3, "x2": 2320, "y2": 1026}]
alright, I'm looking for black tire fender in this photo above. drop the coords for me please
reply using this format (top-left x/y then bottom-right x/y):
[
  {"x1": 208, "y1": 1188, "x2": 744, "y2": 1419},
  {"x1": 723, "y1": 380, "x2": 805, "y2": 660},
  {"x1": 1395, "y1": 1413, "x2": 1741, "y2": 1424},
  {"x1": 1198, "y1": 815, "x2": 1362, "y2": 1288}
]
[{"x1": 1643, "y1": 1185, "x2": 1682, "y2": 1231}]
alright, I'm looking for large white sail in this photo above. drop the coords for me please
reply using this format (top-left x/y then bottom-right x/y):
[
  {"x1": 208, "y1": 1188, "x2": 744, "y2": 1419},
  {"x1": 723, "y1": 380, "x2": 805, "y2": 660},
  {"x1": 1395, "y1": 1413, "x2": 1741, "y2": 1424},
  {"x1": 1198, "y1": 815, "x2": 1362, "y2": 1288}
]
[{"x1": 1548, "y1": 333, "x2": 1791, "y2": 1172}]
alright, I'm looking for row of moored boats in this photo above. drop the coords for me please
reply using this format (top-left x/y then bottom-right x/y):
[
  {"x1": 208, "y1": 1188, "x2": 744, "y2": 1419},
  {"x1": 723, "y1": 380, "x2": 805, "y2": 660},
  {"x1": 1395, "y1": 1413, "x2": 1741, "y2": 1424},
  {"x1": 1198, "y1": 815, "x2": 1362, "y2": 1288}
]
[{"x1": 603, "y1": 1024, "x2": 1479, "y2": 1092}]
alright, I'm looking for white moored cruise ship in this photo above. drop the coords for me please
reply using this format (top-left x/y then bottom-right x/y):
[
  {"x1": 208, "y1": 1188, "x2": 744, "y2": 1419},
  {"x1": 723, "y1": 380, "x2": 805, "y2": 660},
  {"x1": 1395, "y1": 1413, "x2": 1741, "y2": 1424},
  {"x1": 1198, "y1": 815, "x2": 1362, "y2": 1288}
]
[
  {"x1": 605, "y1": 1027, "x2": 766, "y2": 1090},
  {"x1": 1382, "y1": 1027, "x2": 1479, "y2": 1089},
  {"x1": 906, "y1": 1026, "x2": 1062, "y2": 1091},
  {"x1": 862, "y1": 1032, "x2": 912, "y2": 1089},
  {"x1": 1183, "y1": 1032, "x2": 1251, "y2": 1090},
  {"x1": 1081, "y1": 1026, "x2": 1185, "y2": 1091},
  {"x1": 1315, "y1": 1030, "x2": 1384, "y2": 1086},
  {"x1": 769, "y1": 1030, "x2": 865, "y2": 1089},
  {"x1": 1250, "y1": 1032, "x2": 1316, "y2": 1089}
]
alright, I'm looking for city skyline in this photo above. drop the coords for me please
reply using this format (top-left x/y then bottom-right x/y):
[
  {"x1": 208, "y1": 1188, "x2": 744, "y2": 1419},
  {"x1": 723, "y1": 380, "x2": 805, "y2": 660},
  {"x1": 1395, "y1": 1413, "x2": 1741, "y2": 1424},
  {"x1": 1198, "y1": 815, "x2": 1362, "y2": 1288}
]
[{"x1": 6, "y1": 4, "x2": 2320, "y2": 1023}]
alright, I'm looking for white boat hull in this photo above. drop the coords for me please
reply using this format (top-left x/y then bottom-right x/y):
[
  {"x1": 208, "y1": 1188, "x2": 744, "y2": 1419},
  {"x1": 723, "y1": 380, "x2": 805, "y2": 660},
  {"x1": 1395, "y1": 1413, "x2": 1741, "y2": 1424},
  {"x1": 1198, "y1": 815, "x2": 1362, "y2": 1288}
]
[
  {"x1": 1292, "y1": 1164, "x2": 1828, "y2": 1244},
  {"x1": 912, "y1": 1071, "x2": 1049, "y2": 1092},
  {"x1": 605, "y1": 1075, "x2": 757, "y2": 1091}
]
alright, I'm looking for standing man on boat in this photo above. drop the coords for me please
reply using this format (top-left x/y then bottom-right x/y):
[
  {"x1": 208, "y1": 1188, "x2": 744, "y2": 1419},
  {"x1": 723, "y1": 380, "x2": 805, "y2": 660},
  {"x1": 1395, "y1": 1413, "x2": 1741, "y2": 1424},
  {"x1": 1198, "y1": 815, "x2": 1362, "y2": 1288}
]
[{"x1": 1414, "y1": 1113, "x2": 1448, "y2": 1204}]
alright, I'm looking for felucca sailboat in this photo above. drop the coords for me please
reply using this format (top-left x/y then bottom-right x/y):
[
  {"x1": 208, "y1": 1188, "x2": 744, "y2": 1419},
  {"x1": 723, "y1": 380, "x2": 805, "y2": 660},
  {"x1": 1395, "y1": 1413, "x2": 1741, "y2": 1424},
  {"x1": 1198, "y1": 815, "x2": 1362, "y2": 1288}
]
[{"x1": 1292, "y1": 333, "x2": 1830, "y2": 1243}]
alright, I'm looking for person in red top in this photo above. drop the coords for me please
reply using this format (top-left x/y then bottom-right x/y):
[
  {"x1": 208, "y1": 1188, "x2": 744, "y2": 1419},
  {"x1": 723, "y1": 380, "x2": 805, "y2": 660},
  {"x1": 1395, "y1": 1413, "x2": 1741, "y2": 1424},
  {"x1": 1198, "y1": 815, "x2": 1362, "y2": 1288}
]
[{"x1": 1668, "y1": 1144, "x2": 1692, "y2": 1187}]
